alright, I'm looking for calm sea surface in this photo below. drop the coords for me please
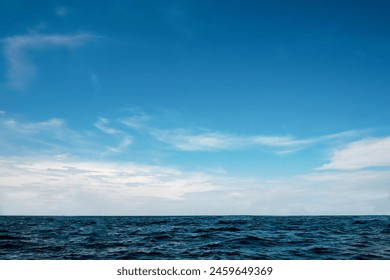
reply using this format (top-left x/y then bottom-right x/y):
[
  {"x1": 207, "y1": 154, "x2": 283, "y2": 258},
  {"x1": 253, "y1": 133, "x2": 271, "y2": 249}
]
[{"x1": 1, "y1": 216, "x2": 389, "y2": 259}]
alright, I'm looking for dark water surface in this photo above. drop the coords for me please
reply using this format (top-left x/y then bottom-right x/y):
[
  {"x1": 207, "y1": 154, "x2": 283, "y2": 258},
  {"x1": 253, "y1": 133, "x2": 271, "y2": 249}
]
[{"x1": 1, "y1": 216, "x2": 389, "y2": 259}]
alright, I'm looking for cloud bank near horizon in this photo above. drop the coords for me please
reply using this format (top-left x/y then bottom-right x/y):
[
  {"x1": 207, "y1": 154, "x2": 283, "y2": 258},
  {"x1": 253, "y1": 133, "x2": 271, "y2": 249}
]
[
  {"x1": 1, "y1": 112, "x2": 389, "y2": 215},
  {"x1": 1, "y1": 155, "x2": 389, "y2": 215}
]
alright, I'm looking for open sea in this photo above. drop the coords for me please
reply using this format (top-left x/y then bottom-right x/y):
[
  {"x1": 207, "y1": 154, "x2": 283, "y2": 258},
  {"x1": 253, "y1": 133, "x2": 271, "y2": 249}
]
[{"x1": 1, "y1": 216, "x2": 389, "y2": 259}]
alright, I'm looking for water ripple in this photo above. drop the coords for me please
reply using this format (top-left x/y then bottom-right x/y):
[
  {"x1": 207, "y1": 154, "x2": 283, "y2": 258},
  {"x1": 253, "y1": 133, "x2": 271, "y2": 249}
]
[{"x1": 0, "y1": 216, "x2": 389, "y2": 259}]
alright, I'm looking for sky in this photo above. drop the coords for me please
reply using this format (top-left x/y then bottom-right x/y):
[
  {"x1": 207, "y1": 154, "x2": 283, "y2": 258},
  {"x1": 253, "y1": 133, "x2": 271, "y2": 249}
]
[{"x1": 1, "y1": 0, "x2": 390, "y2": 215}]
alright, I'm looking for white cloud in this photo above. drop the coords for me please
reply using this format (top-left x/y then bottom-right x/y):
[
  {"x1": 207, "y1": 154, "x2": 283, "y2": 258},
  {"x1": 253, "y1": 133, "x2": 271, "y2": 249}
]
[
  {"x1": 150, "y1": 128, "x2": 361, "y2": 153},
  {"x1": 2, "y1": 113, "x2": 389, "y2": 215},
  {"x1": 1, "y1": 156, "x2": 389, "y2": 215},
  {"x1": 2, "y1": 33, "x2": 96, "y2": 90},
  {"x1": 320, "y1": 137, "x2": 390, "y2": 170},
  {"x1": 0, "y1": 156, "x2": 221, "y2": 215}
]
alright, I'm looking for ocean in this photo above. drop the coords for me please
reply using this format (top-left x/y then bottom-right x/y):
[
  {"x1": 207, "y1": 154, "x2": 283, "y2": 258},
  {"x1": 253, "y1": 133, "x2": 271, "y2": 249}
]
[{"x1": 0, "y1": 216, "x2": 389, "y2": 259}]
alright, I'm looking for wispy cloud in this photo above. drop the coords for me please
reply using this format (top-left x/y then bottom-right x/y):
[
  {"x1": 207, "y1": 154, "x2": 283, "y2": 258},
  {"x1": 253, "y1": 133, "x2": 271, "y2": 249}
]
[
  {"x1": 0, "y1": 112, "x2": 65, "y2": 144},
  {"x1": 113, "y1": 111, "x2": 365, "y2": 154},
  {"x1": 150, "y1": 128, "x2": 363, "y2": 153},
  {"x1": 1, "y1": 111, "x2": 365, "y2": 159},
  {"x1": 119, "y1": 111, "x2": 308, "y2": 152},
  {"x1": 94, "y1": 117, "x2": 133, "y2": 153},
  {"x1": 2, "y1": 33, "x2": 96, "y2": 90},
  {"x1": 95, "y1": 117, "x2": 122, "y2": 135},
  {"x1": 120, "y1": 114, "x2": 151, "y2": 129},
  {"x1": 2, "y1": 116, "x2": 64, "y2": 134},
  {"x1": 106, "y1": 115, "x2": 309, "y2": 153},
  {"x1": 0, "y1": 114, "x2": 132, "y2": 158},
  {"x1": 319, "y1": 137, "x2": 390, "y2": 170},
  {"x1": 0, "y1": 113, "x2": 99, "y2": 156},
  {"x1": 151, "y1": 129, "x2": 243, "y2": 151}
]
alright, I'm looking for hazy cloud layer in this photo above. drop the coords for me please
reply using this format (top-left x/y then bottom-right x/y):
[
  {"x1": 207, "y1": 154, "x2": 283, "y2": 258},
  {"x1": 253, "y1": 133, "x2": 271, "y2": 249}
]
[
  {"x1": 2, "y1": 33, "x2": 96, "y2": 90},
  {"x1": 0, "y1": 156, "x2": 220, "y2": 215},
  {"x1": 1, "y1": 156, "x2": 389, "y2": 215}
]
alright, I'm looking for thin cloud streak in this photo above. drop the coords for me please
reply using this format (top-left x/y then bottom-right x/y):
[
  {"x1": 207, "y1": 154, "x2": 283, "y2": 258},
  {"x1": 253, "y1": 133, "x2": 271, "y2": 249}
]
[
  {"x1": 0, "y1": 112, "x2": 370, "y2": 159},
  {"x1": 150, "y1": 128, "x2": 364, "y2": 153},
  {"x1": 118, "y1": 113, "x2": 365, "y2": 154},
  {"x1": 2, "y1": 33, "x2": 96, "y2": 90},
  {"x1": 95, "y1": 117, "x2": 122, "y2": 135},
  {"x1": 2, "y1": 116, "x2": 64, "y2": 134},
  {"x1": 120, "y1": 115, "x2": 151, "y2": 129}
]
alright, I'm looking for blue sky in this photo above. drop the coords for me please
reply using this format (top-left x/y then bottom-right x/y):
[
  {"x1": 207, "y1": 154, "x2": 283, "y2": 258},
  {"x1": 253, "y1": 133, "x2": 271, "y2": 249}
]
[{"x1": 1, "y1": 0, "x2": 390, "y2": 215}]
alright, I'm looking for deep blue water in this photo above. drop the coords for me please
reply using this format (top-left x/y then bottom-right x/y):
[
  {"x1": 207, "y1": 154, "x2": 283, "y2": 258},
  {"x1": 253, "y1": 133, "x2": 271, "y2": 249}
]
[{"x1": 0, "y1": 216, "x2": 389, "y2": 259}]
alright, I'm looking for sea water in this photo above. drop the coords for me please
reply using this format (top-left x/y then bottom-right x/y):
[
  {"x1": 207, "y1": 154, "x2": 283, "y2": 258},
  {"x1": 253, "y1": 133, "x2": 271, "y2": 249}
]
[{"x1": 1, "y1": 216, "x2": 389, "y2": 259}]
